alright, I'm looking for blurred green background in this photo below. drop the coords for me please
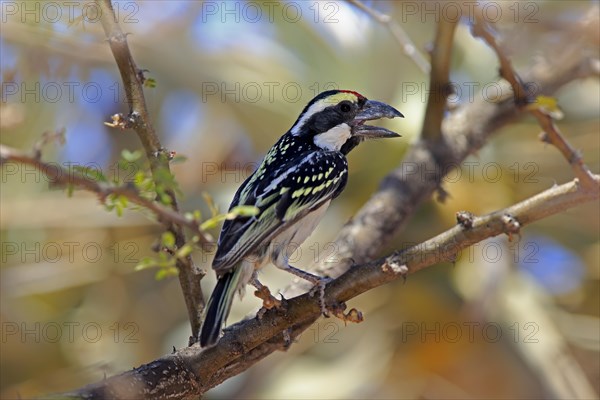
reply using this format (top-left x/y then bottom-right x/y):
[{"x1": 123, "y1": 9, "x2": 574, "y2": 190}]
[{"x1": 1, "y1": 1, "x2": 598, "y2": 398}]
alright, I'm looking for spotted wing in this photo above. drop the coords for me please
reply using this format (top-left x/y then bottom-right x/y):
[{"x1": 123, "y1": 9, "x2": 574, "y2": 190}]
[{"x1": 212, "y1": 151, "x2": 348, "y2": 273}]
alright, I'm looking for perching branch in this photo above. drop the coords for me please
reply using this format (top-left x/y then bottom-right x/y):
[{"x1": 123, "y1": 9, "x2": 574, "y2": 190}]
[
  {"x1": 95, "y1": 0, "x2": 205, "y2": 341},
  {"x1": 59, "y1": 174, "x2": 599, "y2": 399},
  {"x1": 29, "y1": 3, "x2": 598, "y2": 398},
  {"x1": 316, "y1": 18, "x2": 599, "y2": 279}
]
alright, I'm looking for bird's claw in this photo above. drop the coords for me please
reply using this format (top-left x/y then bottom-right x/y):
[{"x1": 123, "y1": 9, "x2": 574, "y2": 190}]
[
  {"x1": 309, "y1": 277, "x2": 333, "y2": 316},
  {"x1": 254, "y1": 285, "x2": 284, "y2": 310}
]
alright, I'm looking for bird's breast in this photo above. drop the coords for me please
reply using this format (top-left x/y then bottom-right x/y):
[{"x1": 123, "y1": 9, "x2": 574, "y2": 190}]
[{"x1": 268, "y1": 200, "x2": 331, "y2": 263}]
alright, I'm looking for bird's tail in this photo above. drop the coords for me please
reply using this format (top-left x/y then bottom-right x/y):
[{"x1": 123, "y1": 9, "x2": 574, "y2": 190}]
[{"x1": 199, "y1": 267, "x2": 242, "y2": 347}]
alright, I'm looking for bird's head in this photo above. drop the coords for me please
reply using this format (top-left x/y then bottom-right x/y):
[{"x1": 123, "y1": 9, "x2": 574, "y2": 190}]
[{"x1": 290, "y1": 90, "x2": 403, "y2": 154}]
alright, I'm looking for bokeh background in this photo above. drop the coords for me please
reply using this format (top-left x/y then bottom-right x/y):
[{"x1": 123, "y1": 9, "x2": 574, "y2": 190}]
[{"x1": 1, "y1": 1, "x2": 599, "y2": 398}]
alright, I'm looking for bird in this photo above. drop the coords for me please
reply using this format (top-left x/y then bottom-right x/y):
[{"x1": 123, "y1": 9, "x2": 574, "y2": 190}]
[{"x1": 199, "y1": 90, "x2": 403, "y2": 347}]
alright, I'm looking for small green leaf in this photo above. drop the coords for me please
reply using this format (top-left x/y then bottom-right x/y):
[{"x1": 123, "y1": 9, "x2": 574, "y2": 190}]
[
  {"x1": 122, "y1": 149, "x2": 142, "y2": 162},
  {"x1": 161, "y1": 231, "x2": 176, "y2": 249},
  {"x1": 118, "y1": 195, "x2": 128, "y2": 208},
  {"x1": 202, "y1": 192, "x2": 219, "y2": 216},
  {"x1": 527, "y1": 95, "x2": 564, "y2": 119},
  {"x1": 160, "y1": 193, "x2": 172, "y2": 205},
  {"x1": 155, "y1": 267, "x2": 178, "y2": 280},
  {"x1": 176, "y1": 244, "x2": 193, "y2": 259},
  {"x1": 144, "y1": 78, "x2": 157, "y2": 88},
  {"x1": 135, "y1": 256, "x2": 157, "y2": 271},
  {"x1": 200, "y1": 214, "x2": 227, "y2": 231},
  {"x1": 185, "y1": 209, "x2": 202, "y2": 222},
  {"x1": 193, "y1": 210, "x2": 202, "y2": 221}
]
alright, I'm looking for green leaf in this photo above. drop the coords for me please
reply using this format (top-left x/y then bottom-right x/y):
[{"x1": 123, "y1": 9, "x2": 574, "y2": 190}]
[
  {"x1": 160, "y1": 193, "x2": 172, "y2": 205},
  {"x1": 155, "y1": 267, "x2": 178, "y2": 280},
  {"x1": 527, "y1": 95, "x2": 564, "y2": 119},
  {"x1": 200, "y1": 214, "x2": 227, "y2": 231},
  {"x1": 176, "y1": 244, "x2": 193, "y2": 259},
  {"x1": 202, "y1": 192, "x2": 219, "y2": 217},
  {"x1": 121, "y1": 149, "x2": 143, "y2": 162},
  {"x1": 161, "y1": 231, "x2": 176, "y2": 250},
  {"x1": 135, "y1": 256, "x2": 157, "y2": 271},
  {"x1": 144, "y1": 78, "x2": 157, "y2": 89}
]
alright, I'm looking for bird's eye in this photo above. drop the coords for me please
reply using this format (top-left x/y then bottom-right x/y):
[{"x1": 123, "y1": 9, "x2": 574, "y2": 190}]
[{"x1": 340, "y1": 102, "x2": 352, "y2": 113}]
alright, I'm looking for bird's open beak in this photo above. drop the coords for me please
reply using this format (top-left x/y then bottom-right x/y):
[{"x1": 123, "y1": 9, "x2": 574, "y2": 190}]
[{"x1": 351, "y1": 100, "x2": 403, "y2": 139}]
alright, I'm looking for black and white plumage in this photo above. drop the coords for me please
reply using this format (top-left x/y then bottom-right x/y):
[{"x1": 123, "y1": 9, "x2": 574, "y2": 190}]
[{"x1": 200, "y1": 90, "x2": 403, "y2": 347}]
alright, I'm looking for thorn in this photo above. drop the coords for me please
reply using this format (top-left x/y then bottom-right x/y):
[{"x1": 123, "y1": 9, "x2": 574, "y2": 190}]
[
  {"x1": 105, "y1": 113, "x2": 132, "y2": 130},
  {"x1": 501, "y1": 213, "x2": 521, "y2": 241},
  {"x1": 538, "y1": 131, "x2": 551, "y2": 144},
  {"x1": 456, "y1": 210, "x2": 475, "y2": 229}
]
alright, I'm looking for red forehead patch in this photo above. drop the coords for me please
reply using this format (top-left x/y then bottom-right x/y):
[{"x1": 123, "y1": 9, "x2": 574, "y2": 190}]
[{"x1": 340, "y1": 90, "x2": 365, "y2": 100}]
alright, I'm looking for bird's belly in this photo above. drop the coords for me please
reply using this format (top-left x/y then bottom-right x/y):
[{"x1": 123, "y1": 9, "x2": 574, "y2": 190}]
[
  {"x1": 236, "y1": 201, "x2": 331, "y2": 297},
  {"x1": 268, "y1": 200, "x2": 331, "y2": 264}
]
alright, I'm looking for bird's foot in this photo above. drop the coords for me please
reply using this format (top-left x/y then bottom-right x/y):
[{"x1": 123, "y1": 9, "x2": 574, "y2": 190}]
[
  {"x1": 254, "y1": 285, "x2": 288, "y2": 321},
  {"x1": 308, "y1": 277, "x2": 333, "y2": 316},
  {"x1": 254, "y1": 285, "x2": 284, "y2": 310}
]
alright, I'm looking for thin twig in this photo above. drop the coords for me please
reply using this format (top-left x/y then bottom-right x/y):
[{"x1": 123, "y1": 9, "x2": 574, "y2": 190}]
[
  {"x1": 58, "y1": 174, "x2": 599, "y2": 399},
  {"x1": 533, "y1": 113, "x2": 595, "y2": 188},
  {"x1": 471, "y1": 15, "x2": 528, "y2": 104},
  {"x1": 472, "y1": 11, "x2": 597, "y2": 189},
  {"x1": 348, "y1": 0, "x2": 431, "y2": 74},
  {"x1": 0, "y1": 144, "x2": 213, "y2": 243},
  {"x1": 95, "y1": 0, "x2": 205, "y2": 341}
]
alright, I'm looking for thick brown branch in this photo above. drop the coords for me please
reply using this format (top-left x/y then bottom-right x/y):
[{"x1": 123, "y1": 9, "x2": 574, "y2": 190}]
[
  {"x1": 47, "y1": 5, "x2": 599, "y2": 398},
  {"x1": 422, "y1": 18, "x2": 458, "y2": 140},
  {"x1": 59, "y1": 175, "x2": 599, "y2": 399},
  {"x1": 316, "y1": 33, "x2": 598, "y2": 279},
  {"x1": 95, "y1": 0, "x2": 204, "y2": 340}
]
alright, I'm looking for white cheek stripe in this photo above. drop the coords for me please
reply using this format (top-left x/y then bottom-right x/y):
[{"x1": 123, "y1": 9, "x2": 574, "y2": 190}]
[
  {"x1": 313, "y1": 123, "x2": 351, "y2": 151},
  {"x1": 291, "y1": 99, "x2": 331, "y2": 136}
]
